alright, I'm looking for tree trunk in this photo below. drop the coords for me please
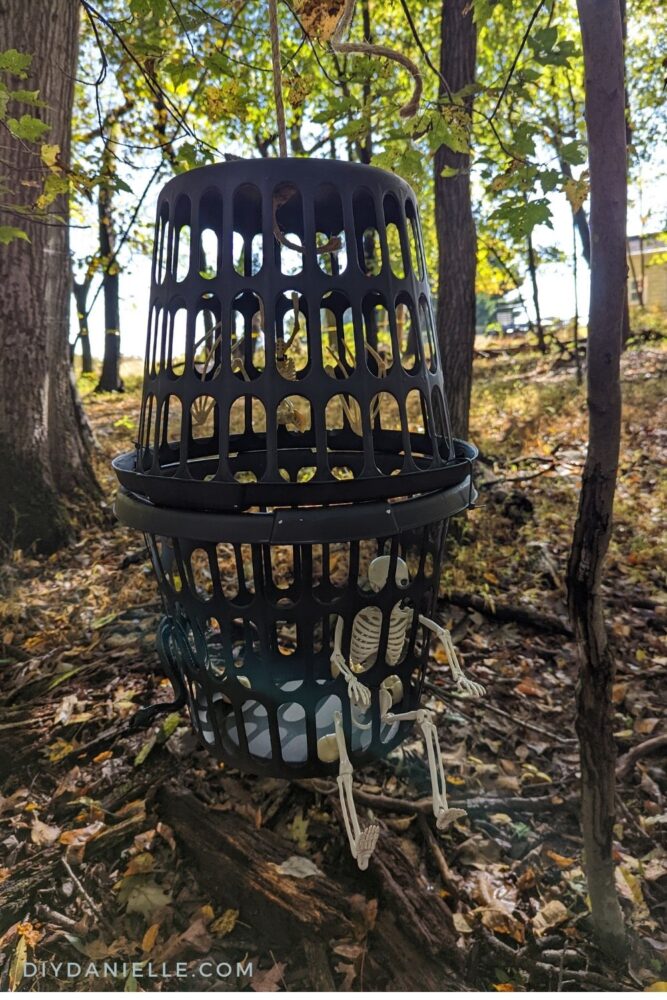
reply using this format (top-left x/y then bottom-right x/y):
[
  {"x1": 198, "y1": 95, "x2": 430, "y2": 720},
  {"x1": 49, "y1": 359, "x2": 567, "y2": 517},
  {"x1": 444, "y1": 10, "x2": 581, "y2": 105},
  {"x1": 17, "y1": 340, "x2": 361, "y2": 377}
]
[
  {"x1": 619, "y1": 0, "x2": 632, "y2": 348},
  {"x1": 96, "y1": 134, "x2": 123, "y2": 392},
  {"x1": 566, "y1": 0, "x2": 627, "y2": 958},
  {"x1": 0, "y1": 0, "x2": 100, "y2": 553},
  {"x1": 434, "y1": 0, "x2": 477, "y2": 441},
  {"x1": 526, "y1": 228, "x2": 546, "y2": 353},
  {"x1": 73, "y1": 274, "x2": 94, "y2": 374}
]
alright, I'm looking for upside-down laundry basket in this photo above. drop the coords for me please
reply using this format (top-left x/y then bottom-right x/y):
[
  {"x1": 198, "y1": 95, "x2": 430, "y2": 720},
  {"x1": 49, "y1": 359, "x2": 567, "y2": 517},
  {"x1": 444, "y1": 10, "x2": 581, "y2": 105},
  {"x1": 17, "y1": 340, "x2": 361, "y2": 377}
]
[{"x1": 113, "y1": 158, "x2": 481, "y2": 868}]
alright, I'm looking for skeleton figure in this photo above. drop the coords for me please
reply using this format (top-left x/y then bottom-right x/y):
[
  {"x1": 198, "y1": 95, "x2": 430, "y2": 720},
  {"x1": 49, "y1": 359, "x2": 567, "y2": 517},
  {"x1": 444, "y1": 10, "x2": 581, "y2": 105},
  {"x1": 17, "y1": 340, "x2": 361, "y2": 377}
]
[{"x1": 322, "y1": 554, "x2": 485, "y2": 869}]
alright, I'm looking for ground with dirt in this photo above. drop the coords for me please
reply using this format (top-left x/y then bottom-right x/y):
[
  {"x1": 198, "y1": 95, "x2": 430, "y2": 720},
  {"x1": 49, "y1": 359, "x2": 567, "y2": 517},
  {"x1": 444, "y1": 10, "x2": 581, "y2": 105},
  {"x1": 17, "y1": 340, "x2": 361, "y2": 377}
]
[{"x1": 0, "y1": 342, "x2": 665, "y2": 991}]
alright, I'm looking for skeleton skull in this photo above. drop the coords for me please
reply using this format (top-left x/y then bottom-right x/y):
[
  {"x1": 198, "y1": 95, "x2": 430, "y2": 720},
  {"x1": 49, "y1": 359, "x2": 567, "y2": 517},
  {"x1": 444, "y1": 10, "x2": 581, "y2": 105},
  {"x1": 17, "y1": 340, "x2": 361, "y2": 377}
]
[{"x1": 367, "y1": 555, "x2": 410, "y2": 592}]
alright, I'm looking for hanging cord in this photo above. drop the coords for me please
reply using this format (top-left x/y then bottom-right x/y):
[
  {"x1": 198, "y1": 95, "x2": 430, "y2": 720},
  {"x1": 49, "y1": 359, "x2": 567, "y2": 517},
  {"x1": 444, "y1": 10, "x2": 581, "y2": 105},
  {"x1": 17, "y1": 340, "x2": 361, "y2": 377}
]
[
  {"x1": 296, "y1": 0, "x2": 422, "y2": 118},
  {"x1": 268, "y1": 0, "x2": 288, "y2": 156}
]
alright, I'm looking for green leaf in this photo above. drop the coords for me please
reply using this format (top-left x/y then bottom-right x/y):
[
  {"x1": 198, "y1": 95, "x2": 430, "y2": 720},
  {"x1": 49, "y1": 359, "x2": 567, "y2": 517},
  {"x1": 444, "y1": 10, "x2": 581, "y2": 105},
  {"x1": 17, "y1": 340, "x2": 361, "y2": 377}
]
[
  {"x1": 560, "y1": 140, "x2": 587, "y2": 166},
  {"x1": 0, "y1": 49, "x2": 32, "y2": 77},
  {"x1": 440, "y1": 165, "x2": 460, "y2": 178},
  {"x1": 539, "y1": 168, "x2": 560, "y2": 193},
  {"x1": 7, "y1": 113, "x2": 50, "y2": 142},
  {"x1": 0, "y1": 225, "x2": 30, "y2": 245},
  {"x1": 11, "y1": 89, "x2": 44, "y2": 106}
]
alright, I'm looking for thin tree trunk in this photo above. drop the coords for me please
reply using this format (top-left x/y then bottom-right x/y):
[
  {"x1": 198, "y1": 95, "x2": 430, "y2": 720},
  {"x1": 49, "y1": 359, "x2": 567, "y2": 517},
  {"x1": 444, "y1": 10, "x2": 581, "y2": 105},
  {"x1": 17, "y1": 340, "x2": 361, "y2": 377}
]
[
  {"x1": 0, "y1": 0, "x2": 100, "y2": 553},
  {"x1": 572, "y1": 219, "x2": 582, "y2": 385},
  {"x1": 434, "y1": 0, "x2": 476, "y2": 440},
  {"x1": 526, "y1": 229, "x2": 546, "y2": 353},
  {"x1": 73, "y1": 274, "x2": 94, "y2": 374},
  {"x1": 96, "y1": 128, "x2": 124, "y2": 392},
  {"x1": 567, "y1": 0, "x2": 627, "y2": 958},
  {"x1": 619, "y1": 0, "x2": 631, "y2": 348}
]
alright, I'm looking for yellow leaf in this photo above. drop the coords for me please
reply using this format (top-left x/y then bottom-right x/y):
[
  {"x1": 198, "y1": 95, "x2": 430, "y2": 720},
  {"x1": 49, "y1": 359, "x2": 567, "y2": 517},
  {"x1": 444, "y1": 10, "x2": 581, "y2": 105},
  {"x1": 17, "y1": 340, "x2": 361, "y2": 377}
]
[
  {"x1": 645, "y1": 984, "x2": 667, "y2": 992},
  {"x1": 40, "y1": 143, "x2": 60, "y2": 169},
  {"x1": 124, "y1": 852, "x2": 155, "y2": 877},
  {"x1": 93, "y1": 750, "x2": 113, "y2": 764},
  {"x1": 287, "y1": 809, "x2": 309, "y2": 850},
  {"x1": 210, "y1": 909, "x2": 239, "y2": 937},
  {"x1": 18, "y1": 922, "x2": 42, "y2": 948},
  {"x1": 141, "y1": 922, "x2": 160, "y2": 953},
  {"x1": 8, "y1": 935, "x2": 27, "y2": 991}
]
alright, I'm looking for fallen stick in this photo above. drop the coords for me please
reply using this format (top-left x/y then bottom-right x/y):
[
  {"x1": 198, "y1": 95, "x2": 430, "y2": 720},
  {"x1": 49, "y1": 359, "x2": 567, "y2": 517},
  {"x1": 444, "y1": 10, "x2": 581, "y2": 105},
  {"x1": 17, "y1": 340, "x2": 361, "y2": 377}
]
[
  {"x1": 297, "y1": 778, "x2": 572, "y2": 817},
  {"x1": 616, "y1": 733, "x2": 667, "y2": 780},
  {"x1": 440, "y1": 592, "x2": 573, "y2": 637}
]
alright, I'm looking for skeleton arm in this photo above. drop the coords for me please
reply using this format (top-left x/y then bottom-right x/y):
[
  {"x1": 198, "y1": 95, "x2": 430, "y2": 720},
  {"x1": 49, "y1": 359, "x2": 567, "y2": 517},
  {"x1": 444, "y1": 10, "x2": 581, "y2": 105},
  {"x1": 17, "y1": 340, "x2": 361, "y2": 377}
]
[
  {"x1": 331, "y1": 617, "x2": 371, "y2": 708},
  {"x1": 418, "y1": 615, "x2": 485, "y2": 698}
]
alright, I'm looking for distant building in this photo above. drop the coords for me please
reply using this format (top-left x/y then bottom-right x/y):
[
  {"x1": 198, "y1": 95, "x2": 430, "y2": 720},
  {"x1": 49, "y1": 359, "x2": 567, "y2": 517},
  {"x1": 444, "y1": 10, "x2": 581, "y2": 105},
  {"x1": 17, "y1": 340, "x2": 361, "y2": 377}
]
[{"x1": 627, "y1": 232, "x2": 667, "y2": 310}]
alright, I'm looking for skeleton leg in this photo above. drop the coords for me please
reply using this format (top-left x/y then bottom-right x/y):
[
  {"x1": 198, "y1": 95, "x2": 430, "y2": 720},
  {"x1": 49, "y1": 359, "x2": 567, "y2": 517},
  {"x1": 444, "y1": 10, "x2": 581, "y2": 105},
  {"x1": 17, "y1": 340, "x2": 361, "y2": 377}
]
[
  {"x1": 418, "y1": 615, "x2": 486, "y2": 698},
  {"x1": 333, "y1": 711, "x2": 379, "y2": 869},
  {"x1": 382, "y1": 703, "x2": 466, "y2": 830}
]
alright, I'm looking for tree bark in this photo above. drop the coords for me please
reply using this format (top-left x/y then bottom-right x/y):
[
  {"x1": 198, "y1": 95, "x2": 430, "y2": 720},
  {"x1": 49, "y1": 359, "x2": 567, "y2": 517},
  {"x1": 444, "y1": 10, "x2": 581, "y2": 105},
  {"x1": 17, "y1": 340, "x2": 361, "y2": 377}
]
[
  {"x1": 526, "y1": 229, "x2": 546, "y2": 352},
  {"x1": 567, "y1": 0, "x2": 627, "y2": 958},
  {"x1": 434, "y1": 0, "x2": 477, "y2": 440},
  {"x1": 72, "y1": 273, "x2": 94, "y2": 374},
  {"x1": 0, "y1": 0, "x2": 100, "y2": 553},
  {"x1": 96, "y1": 129, "x2": 124, "y2": 392}
]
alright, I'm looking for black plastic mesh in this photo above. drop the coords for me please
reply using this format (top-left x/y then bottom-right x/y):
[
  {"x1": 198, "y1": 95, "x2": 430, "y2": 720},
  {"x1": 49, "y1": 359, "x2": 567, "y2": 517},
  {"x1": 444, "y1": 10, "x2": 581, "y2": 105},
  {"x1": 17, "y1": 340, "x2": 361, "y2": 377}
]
[
  {"x1": 142, "y1": 506, "x2": 449, "y2": 777},
  {"x1": 113, "y1": 159, "x2": 471, "y2": 511}
]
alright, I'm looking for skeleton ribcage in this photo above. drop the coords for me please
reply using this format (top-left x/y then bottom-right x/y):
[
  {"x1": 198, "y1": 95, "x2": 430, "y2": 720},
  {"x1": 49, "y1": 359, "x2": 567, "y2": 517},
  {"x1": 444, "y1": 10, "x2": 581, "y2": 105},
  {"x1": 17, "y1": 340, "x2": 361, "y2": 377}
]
[{"x1": 350, "y1": 603, "x2": 413, "y2": 668}]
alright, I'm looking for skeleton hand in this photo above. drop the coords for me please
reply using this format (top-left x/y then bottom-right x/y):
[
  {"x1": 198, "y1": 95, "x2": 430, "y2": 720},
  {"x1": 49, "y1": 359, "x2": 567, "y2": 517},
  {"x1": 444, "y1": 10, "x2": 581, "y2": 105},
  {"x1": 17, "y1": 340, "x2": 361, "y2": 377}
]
[
  {"x1": 331, "y1": 651, "x2": 371, "y2": 708},
  {"x1": 453, "y1": 673, "x2": 486, "y2": 699}
]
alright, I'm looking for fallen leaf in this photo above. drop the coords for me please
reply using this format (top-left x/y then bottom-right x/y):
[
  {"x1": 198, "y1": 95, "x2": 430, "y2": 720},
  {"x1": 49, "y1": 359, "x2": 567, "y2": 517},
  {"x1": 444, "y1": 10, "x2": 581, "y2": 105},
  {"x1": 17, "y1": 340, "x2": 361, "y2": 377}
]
[
  {"x1": 93, "y1": 750, "x2": 113, "y2": 764},
  {"x1": 250, "y1": 961, "x2": 286, "y2": 992},
  {"x1": 18, "y1": 922, "x2": 42, "y2": 948},
  {"x1": 59, "y1": 820, "x2": 105, "y2": 861},
  {"x1": 545, "y1": 850, "x2": 575, "y2": 869},
  {"x1": 516, "y1": 677, "x2": 548, "y2": 698},
  {"x1": 31, "y1": 816, "x2": 61, "y2": 846},
  {"x1": 124, "y1": 852, "x2": 155, "y2": 877},
  {"x1": 476, "y1": 905, "x2": 525, "y2": 943},
  {"x1": 210, "y1": 909, "x2": 239, "y2": 937},
  {"x1": 453, "y1": 912, "x2": 473, "y2": 934},
  {"x1": 286, "y1": 810, "x2": 309, "y2": 850},
  {"x1": 532, "y1": 899, "x2": 569, "y2": 936},
  {"x1": 273, "y1": 855, "x2": 323, "y2": 879},
  {"x1": 8, "y1": 934, "x2": 27, "y2": 991},
  {"x1": 334, "y1": 961, "x2": 357, "y2": 990},
  {"x1": 179, "y1": 916, "x2": 211, "y2": 953},
  {"x1": 117, "y1": 876, "x2": 171, "y2": 920}
]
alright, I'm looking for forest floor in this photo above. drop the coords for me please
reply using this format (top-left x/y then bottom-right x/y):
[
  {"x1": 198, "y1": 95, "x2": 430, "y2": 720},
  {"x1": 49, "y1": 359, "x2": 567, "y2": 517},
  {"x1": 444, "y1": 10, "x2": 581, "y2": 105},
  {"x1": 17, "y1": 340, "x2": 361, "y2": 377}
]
[{"x1": 0, "y1": 338, "x2": 665, "y2": 992}]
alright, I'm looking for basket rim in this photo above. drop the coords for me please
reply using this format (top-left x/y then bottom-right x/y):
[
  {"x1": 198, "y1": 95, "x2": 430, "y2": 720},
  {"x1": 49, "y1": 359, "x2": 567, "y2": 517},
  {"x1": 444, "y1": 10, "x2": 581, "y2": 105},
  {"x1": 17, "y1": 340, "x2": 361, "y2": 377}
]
[{"x1": 114, "y1": 476, "x2": 476, "y2": 545}]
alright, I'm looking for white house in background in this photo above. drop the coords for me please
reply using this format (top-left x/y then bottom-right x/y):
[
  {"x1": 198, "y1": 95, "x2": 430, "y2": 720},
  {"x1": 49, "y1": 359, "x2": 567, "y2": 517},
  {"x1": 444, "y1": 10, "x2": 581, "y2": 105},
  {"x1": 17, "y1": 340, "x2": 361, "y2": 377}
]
[{"x1": 627, "y1": 232, "x2": 667, "y2": 310}]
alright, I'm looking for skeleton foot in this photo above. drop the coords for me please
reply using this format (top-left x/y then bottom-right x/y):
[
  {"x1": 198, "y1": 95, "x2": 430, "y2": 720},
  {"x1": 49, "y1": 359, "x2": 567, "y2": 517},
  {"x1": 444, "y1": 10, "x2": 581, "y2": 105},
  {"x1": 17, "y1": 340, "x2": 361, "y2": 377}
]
[
  {"x1": 354, "y1": 822, "x2": 380, "y2": 870},
  {"x1": 436, "y1": 807, "x2": 466, "y2": 831}
]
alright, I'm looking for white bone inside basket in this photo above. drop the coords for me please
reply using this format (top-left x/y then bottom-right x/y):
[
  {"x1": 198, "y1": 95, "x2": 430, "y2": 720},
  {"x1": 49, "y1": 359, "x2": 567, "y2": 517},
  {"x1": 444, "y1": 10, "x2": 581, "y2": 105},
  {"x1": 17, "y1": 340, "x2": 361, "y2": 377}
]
[{"x1": 194, "y1": 681, "x2": 400, "y2": 763}]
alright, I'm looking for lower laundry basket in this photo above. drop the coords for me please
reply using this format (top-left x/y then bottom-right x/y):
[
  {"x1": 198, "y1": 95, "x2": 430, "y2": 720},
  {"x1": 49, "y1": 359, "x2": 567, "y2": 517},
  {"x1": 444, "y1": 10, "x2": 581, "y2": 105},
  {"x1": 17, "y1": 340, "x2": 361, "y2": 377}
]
[{"x1": 115, "y1": 477, "x2": 474, "y2": 777}]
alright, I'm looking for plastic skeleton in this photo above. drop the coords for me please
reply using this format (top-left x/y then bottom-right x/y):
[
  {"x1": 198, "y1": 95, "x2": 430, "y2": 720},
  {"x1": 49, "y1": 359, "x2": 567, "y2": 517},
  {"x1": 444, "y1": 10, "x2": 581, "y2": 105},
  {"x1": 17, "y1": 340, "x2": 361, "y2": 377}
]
[{"x1": 322, "y1": 554, "x2": 485, "y2": 869}]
